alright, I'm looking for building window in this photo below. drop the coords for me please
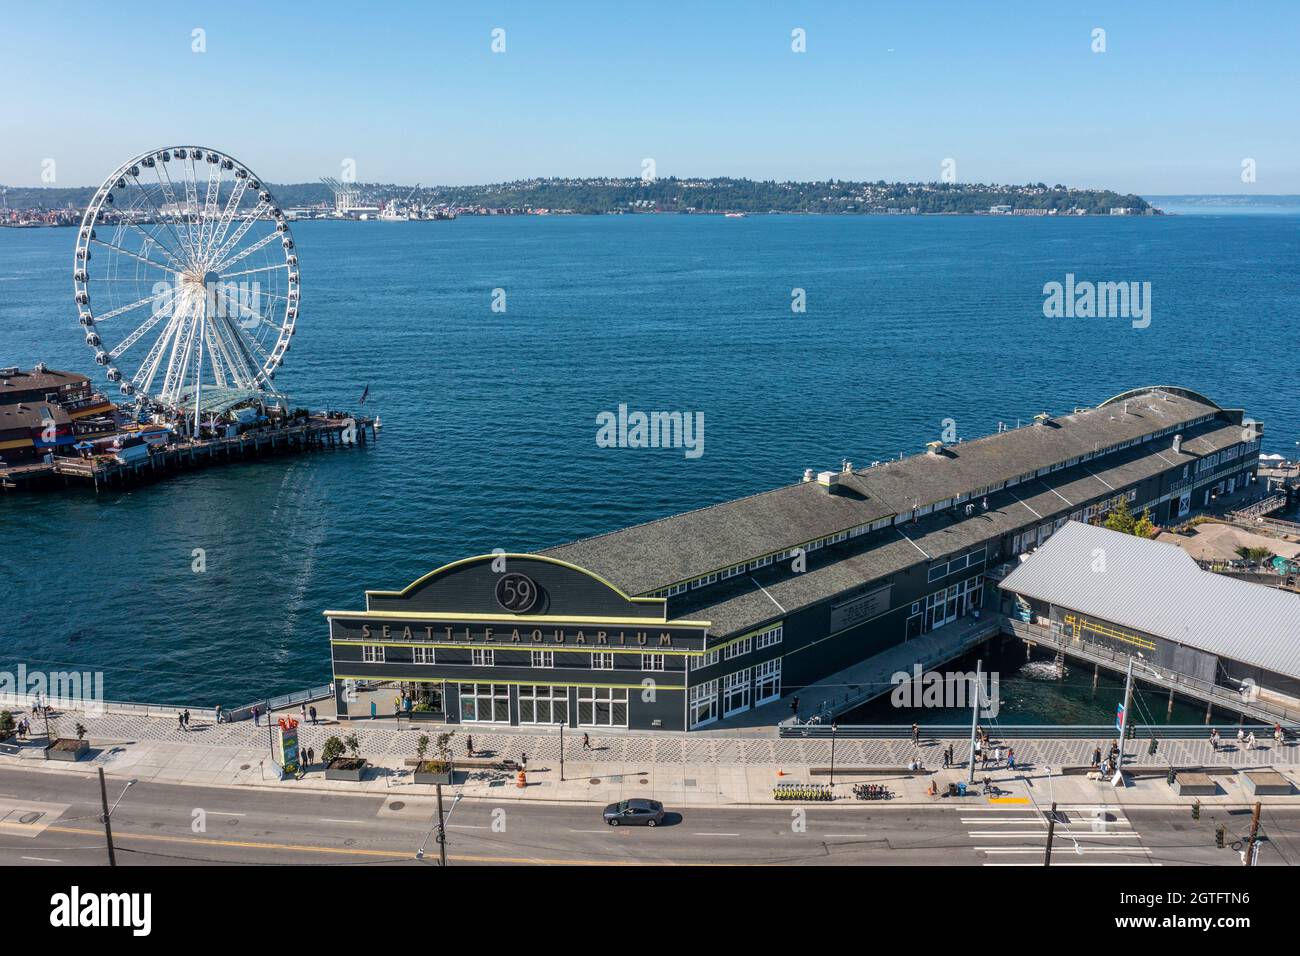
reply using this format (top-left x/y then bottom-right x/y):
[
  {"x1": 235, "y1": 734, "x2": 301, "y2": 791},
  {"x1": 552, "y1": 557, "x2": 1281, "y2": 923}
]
[
  {"x1": 723, "y1": 669, "x2": 750, "y2": 717},
  {"x1": 518, "y1": 684, "x2": 568, "y2": 724},
  {"x1": 412, "y1": 645, "x2": 435, "y2": 664},
  {"x1": 755, "y1": 624, "x2": 783, "y2": 649},
  {"x1": 362, "y1": 645, "x2": 384, "y2": 663},
  {"x1": 689, "y1": 679, "x2": 719, "y2": 728},
  {"x1": 723, "y1": 636, "x2": 752, "y2": 660},
  {"x1": 530, "y1": 650, "x2": 554, "y2": 669},
  {"x1": 471, "y1": 648, "x2": 495, "y2": 667},
  {"x1": 754, "y1": 659, "x2": 782, "y2": 705},
  {"x1": 592, "y1": 652, "x2": 614, "y2": 670},
  {"x1": 459, "y1": 683, "x2": 509, "y2": 723},
  {"x1": 577, "y1": 687, "x2": 628, "y2": 727},
  {"x1": 690, "y1": 649, "x2": 720, "y2": 671},
  {"x1": 641, "y1": 653, "x2": 665, "y2": 671}
]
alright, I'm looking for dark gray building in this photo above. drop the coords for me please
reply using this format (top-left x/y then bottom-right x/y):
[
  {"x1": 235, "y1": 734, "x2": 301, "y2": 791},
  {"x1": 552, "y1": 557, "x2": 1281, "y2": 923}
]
[{"x1": 328, "y1": 385, "x2": 1263, "y2": 730}]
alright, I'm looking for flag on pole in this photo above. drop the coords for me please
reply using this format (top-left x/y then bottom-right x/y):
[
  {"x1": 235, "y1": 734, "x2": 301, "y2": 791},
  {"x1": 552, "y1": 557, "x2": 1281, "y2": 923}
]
[{"x1": 1115, "y1": 702, "x2": 1124, "y2": 732}]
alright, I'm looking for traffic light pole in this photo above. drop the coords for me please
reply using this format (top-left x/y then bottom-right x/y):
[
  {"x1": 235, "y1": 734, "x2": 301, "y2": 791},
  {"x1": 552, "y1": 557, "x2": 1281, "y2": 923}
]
[{"x1": 1044, "y1": 801, "x2": 1057, "y2": 867}]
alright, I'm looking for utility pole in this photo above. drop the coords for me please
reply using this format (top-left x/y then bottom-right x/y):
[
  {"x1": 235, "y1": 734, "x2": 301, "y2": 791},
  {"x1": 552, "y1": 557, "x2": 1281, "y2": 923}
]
[
  {"x1": 558, "y1": 721, "x2": 564, "y2": 782},
  {"x1": 436, "y1": 783, "x2": 448, "y2": 867},
  {"x1": 1044, "y1": 801, "x2": 1057, "y2": 866},
  {"x1": 968, "y1": 659, "x2": 983, "y2": 784},
  {"x1": 1115, "y1": 656, "x2": 1134, "y2": 784},
  {"x1": 98, "y1": 767, "x2": 116, "y2": 867},
  {"x1": 1246, "y1": 801, "x2": 1262, "y2": 866}
]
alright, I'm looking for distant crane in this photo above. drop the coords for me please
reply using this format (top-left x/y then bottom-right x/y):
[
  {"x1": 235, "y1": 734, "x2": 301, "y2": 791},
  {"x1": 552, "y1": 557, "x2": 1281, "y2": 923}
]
[{"x1": 321, "y1": 176, "x2": 360, "y2": 215}]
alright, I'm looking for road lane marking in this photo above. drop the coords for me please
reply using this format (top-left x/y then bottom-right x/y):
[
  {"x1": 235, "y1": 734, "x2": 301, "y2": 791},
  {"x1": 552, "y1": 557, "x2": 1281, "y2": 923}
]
[
  {"x1": 693, "y1": 832, "x2": 739, "y2": 837},
  {"x1": 978, "y1": 846, "x2": 1152, "y2": 854},
  {"x1": 21, "y1": 856, "x2": 62, "y2": 862},
  {"x1": 449, "y1": 824, "x2": 488, "y2": 829},
  {"x1": 986, "y1": 797, "x2": 1030, "y2": 804},
  {"x1": 319, "y1": 818, "x2": 366, "y2": 824},
  {"x1": 968, "y1": 831, "x2": 1140, "y2": 838},
  {"x1": 40, "y1": 824, "x2": 701, "y2": 865}
]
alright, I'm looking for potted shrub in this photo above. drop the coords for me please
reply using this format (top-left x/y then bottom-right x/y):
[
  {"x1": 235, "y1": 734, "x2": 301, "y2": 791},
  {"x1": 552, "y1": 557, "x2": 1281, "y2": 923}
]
[
  {"x1": 46, "y1": 722, "x2": 90, "y2": 762},
  {"x1": 323, "y1": 733, "x2": 368, "y2": 781},
  {"x1": 0, "y1": 711, "x2": 17, "y2": 756},
  {"x1": 414, "y1": 731, "x2": 454, "y2": 785}
]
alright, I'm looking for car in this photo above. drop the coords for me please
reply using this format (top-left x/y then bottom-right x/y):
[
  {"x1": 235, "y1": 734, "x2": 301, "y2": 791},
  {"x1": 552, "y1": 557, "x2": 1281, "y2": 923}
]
[{"x1": 603, "y1": 798, "x2": 665, "y2": 827}]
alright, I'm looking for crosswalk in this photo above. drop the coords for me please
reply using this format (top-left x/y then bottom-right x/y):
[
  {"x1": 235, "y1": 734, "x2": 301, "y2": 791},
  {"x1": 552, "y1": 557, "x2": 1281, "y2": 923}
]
[{"x1": 962, "y1": 804, "x2": 1157, "y2": 866}]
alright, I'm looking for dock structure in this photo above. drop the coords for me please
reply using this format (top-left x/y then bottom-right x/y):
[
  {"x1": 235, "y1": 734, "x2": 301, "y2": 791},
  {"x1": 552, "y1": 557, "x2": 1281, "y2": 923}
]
[{"x1": 0, "y1": 415, "x2": 376, "y2": 493}]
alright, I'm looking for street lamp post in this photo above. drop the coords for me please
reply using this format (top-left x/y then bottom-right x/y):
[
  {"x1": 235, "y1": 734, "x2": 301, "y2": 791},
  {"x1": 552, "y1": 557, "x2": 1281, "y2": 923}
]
[
  {"x1": 97, "y1": 770, "x2": 135, "y2": 867},
  {"x1": 829, "y1": 723, "x2": 839, "y2": 787},
  {"x1": 558, "y1": 721, "x2": 565, "y2": 782}
]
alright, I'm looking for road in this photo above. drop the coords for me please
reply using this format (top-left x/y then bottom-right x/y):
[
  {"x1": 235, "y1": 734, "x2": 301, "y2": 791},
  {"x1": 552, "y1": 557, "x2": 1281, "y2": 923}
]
[{"x1": 0, "y1": 767, "x2": 1296, "y2": 866}]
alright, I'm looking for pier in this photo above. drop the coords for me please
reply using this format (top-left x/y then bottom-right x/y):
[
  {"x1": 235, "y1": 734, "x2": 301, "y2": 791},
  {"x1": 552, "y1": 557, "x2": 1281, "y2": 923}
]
[{"x1": 0, "y1": 414, "x2": 376, "y2": 493}]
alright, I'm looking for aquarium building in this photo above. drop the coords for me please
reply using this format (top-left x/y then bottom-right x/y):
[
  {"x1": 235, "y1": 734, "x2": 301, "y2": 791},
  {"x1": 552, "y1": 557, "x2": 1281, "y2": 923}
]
[{"x1": 326, "y1": 386, "x2": 1263, "y2": 731}]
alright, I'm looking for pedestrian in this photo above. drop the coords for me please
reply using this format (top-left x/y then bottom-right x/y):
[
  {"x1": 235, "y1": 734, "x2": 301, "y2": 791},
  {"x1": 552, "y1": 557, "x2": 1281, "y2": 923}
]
[
  {"x1": 791, "y1": 695, "x2": 800, "y2": 717},
  {"x1": 942, "y1": 747, "x2": 950, "y2": 769},
  {"x1": 1007, "y1": 748, "x2": 1016, "y2": 771},
  {"x1": 994, "y1": 745, "x2": 1003, "y2": 767},
  {"x1": 466, "y1": 735, "x2": 475, "y2": 758},
  {"x1": 1246, "y1": 731, "x2": 1256, "y2": 751},
  {"x1": 521, "y1": 752, "x2": 527, "y2": 770},
  {"x1": 178, "y1": 711, "x2": 187, "y2": 732},
  {"x1": 1091, "y1": 745, "x2": 1101, "y2": 767},
  {"x1": 1210, "y1": 728, "x2": 1220, "y2": 751},
  {"x1": 582, "y1": 732, "x2": 591, "y2": 751},
  {"x1": 393, "y1": 694, "x2": 401, "y2": 715},
  {"x1": 300, "y1": 703, "x2": 307, "y2": 724},
  {"x1": 1237, "y1": 727, "x2": 1246, "y2": 744},
  {"x1": 911, "y1": 723, "x2": 920, "y2": 746},
  {"x1": 1275, "y1": 724, "x2": 1284, "y2": 747},
  {"x1": 370, "y1": 700, "x2": 377, "y2": 720},
  {"x1": 183, "y1": 709, "x2": 190, "y2": 729},
  {"x1": 214, "y1": 704, "x2": 222, "y2": 724},
  {"x1": 309, "y1": 705, "x2": 317, "y2": 725}
]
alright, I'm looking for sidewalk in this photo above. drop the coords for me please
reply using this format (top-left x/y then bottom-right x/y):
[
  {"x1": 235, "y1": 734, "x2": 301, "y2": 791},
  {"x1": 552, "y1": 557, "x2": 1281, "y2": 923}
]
[{"x1": 5, "y1": 705, "x2": 1300, "y2": 810}]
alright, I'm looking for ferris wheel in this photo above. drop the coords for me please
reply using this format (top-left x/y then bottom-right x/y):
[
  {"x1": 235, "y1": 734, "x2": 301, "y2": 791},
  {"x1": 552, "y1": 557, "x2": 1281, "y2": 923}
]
[{"x1": 73, "y1": 146, "x2": 298, "y2": 417}]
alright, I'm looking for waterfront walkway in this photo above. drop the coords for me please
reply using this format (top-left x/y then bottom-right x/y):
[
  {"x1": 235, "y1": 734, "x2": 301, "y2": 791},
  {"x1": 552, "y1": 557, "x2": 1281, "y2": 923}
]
[{"x1": 5, "y1": 703, "x2": 1299, "y2": 810}]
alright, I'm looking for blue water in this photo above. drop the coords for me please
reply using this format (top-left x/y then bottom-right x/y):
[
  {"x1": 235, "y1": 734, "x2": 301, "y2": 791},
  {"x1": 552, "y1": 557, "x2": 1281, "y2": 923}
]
[{"x1": 2, "y1": 214, "x2": 1298, "y2": 707}]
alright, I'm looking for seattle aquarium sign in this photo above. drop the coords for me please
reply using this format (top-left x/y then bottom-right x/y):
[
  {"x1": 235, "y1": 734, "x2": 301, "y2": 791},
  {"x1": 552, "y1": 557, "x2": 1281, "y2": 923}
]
[{"x1": 328, "y1": 615, "x2": 708, "y2": 651}]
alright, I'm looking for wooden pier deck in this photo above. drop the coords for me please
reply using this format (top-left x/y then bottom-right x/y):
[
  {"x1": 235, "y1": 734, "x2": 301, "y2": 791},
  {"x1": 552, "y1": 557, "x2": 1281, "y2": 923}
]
[{"x1": 0, "y1": 416, "x2": 376, "y2": 493}]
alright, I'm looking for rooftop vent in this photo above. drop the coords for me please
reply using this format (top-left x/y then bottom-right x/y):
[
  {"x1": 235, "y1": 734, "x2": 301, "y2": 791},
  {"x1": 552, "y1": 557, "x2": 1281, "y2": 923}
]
[
  {"x1": 802, "y1": 468, "x2": 815, "y2": 482},
  {"x1": 816, "y1": 470, "x2": 841, "y2": 493},
  {"x1": 0, "y1": 367, "x2": 18, "y2": 378},
  {"x1": 1032, "y1": 412, "x2": 1052, "y2": 426},
  {"x1": 841, "y1": 459, "x2": 853, "y2": 474},
  {"x1": 1172, "y1": 433, "x2": 1182, "y2": 454},
  {"x1": 925, "y1": 440, "x2": 944, "y2": 456}
]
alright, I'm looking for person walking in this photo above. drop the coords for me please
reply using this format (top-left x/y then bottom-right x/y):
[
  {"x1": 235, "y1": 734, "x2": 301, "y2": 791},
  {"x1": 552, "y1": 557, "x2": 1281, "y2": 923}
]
[
  {"x1": 369, "y1": 700, "x2": 377, "y2": 720},
  {"x1": 300, "y1": 703, "x2": 307, "y2": 724},
  {"x1": 183, "y1": 709, "x2": 190, "y2": 730},
  {"x1": 1246, "y1": 731, "x2": 1256, "y2": 751},
  {"x1": 1091, "y1": 745, "x2": 1101, "y2": 767},
  {"x1": 466, "y1": 735, "x2": 475, "y2": 758},
  {"x1": 911, "y1": 723, "x2": 920, "y2": 747},
  {"x1": 309, "y1": 705, "x2": 317, "y2": 725},
  {"x1": 942, "y1": 747, "x2": 950, "y2": 769},
  {"x1": 1007, "y1": 748, "x2": 1016, "y2": 771},
  {"x1": 582, "y1": 732, "x2": 591, "y2": 751},
  {"x1": 1237, "y1": 727, "x2": 1246, "y2": 745},
  {"x1": 178, "y1": 711, "x2": 187, "y2": 732},
  {"x1": 252, "y1": 706, "x2": 260, "y2": 727},
  {"x1": 1275, "y1": 724, "x2": 1285, "y2": 747},
  {"x1": 1210, "y1": 728, "x2": 1220, "y2": 752},
  {"x1": 791, "y1": 696, "x2": 800, "y2": 718},
  {"x1": 520, "y1": 752, "x2": 527, "y2": 770},
  {"x1": 214, "y1": 704, "x2": 222, "y2": 725}
]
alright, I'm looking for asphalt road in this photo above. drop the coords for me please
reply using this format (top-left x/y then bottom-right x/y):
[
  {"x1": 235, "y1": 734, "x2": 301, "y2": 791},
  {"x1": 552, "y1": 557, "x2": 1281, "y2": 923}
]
[{"x1": 0, "y1": 767, "x2": 1296, "y2": 866}]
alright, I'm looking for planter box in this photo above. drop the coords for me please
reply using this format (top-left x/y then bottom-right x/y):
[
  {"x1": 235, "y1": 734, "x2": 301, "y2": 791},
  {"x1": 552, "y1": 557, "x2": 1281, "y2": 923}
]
[
  {"x1": 1243, "y1": 770, "x2": 1294, "y2": 796},
  {"x1": 324, "y1": 757, "x2": 368, "y2": 782},
  {"x1": 414, "y1": 761, "x2": 454, "y2": 785},
  {"x1": 44, "y1": 738, "x2": 89, "y2": 762},
  {"x1": 1173, "y1": 772, "x2": 1218, "y2": 797},
  {"x1": 407, "y1": 711, "x2": 446, "y2": 722}
]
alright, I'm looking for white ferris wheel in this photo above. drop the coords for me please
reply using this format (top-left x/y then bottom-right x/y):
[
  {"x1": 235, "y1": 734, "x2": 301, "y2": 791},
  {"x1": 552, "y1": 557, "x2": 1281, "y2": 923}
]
[{"x1": 73, "y1": 146, "x2": 298, "y2": 424}]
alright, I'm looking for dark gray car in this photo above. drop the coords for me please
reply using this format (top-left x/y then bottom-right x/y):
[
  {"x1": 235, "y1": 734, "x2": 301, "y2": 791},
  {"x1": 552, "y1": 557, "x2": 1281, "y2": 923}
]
[{"x1": 603, "y1": 798, "x2": 665, "y2": 827}]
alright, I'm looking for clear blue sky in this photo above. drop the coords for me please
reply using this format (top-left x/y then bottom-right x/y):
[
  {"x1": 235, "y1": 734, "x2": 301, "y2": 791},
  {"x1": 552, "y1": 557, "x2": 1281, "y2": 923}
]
[{"x1": 2, "y1": 1, "x2": 1297, "y2": 192}]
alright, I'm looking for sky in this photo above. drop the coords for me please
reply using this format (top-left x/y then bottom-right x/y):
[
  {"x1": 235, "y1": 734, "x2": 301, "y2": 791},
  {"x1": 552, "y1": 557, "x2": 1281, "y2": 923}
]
[{"x1": 2, "y1": 1, "x2": 1297, "y2": 193}]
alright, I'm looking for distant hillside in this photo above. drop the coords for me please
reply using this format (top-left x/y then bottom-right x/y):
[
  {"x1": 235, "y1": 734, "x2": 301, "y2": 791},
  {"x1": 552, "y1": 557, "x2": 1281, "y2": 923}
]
[{"x1": 3, "y1": 177, "x2": 1153, "y2": 216}]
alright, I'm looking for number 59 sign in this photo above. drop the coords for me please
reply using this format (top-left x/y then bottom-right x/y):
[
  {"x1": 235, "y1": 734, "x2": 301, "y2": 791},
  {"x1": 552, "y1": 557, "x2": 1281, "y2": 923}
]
[{"x1": 495, "y1": 572, "x2": 539, "y2": 613}]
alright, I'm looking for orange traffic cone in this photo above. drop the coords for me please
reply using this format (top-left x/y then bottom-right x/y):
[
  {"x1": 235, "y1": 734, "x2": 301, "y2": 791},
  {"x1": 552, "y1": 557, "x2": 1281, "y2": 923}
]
[{"x1": 517, "y1": 770, "x2": 527, "y2": 788}]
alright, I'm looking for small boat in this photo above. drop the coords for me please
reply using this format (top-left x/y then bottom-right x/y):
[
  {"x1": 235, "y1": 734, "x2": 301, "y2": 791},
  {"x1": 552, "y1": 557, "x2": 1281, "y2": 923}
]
[
  {"x1": 373, "y1": 415, "x2": 382, "y2": 431},
  {"x1": 724, "y1": 212, "x2": 747, "y2": 218}
]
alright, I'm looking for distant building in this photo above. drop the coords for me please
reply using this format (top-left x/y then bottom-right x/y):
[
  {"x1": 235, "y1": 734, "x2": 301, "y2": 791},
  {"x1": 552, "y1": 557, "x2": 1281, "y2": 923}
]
[{"x1": 0, "y1": 365, "x2": 116, "y2": 463}]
